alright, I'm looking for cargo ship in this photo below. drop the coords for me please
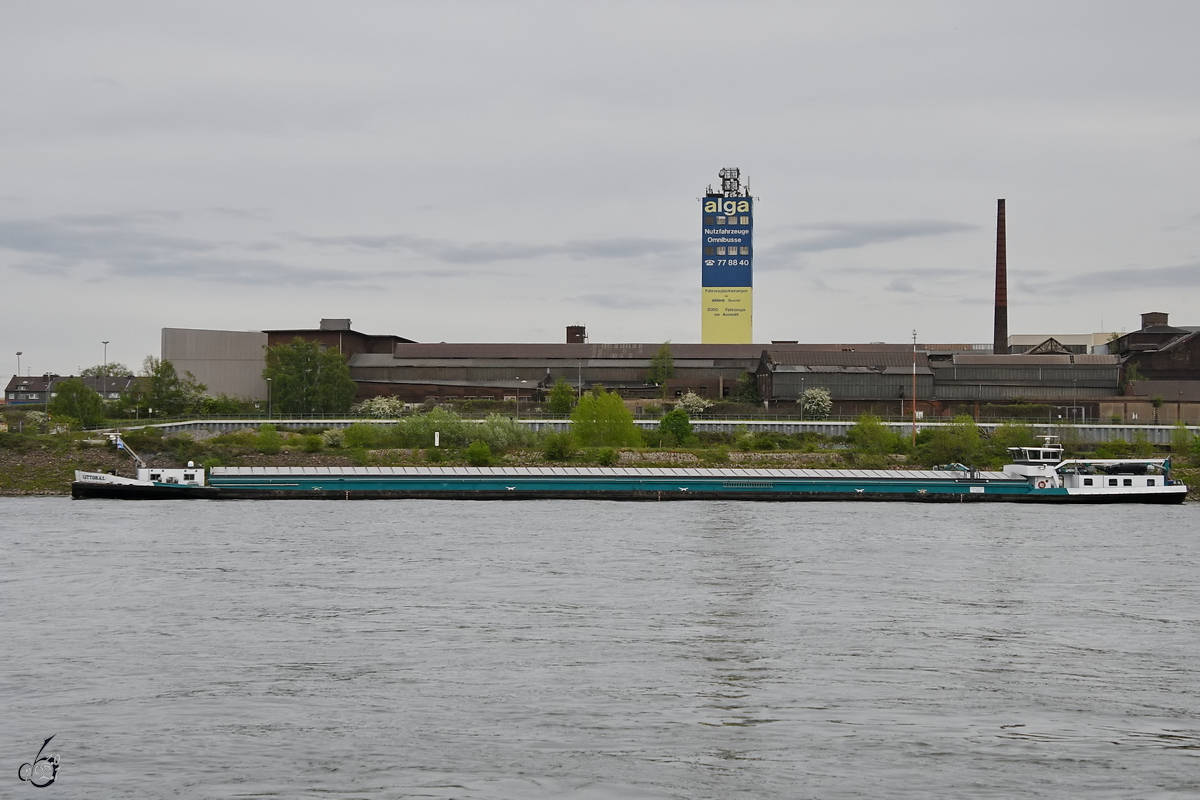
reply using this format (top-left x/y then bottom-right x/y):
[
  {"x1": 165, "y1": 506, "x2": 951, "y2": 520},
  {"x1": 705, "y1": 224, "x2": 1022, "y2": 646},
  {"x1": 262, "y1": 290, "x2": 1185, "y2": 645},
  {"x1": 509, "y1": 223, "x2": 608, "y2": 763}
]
[{"x1": 71, "y1": 436, "x2": 1187, "y2": 503}]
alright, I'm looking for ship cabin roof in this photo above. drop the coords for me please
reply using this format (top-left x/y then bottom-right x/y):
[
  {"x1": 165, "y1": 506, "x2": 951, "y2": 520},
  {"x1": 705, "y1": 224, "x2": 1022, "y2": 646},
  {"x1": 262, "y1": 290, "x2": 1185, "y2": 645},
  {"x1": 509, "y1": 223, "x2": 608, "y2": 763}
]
[{"x1": 1007, "y1": 436, "x2": 1065, "y2": 466}]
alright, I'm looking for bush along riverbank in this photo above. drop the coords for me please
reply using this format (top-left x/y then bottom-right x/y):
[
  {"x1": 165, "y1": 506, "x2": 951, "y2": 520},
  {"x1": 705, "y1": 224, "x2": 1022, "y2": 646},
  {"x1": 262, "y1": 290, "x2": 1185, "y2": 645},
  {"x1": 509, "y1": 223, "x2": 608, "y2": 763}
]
[{"x1": 2, "y1": 413, "x2": 1198, "y2": 498}]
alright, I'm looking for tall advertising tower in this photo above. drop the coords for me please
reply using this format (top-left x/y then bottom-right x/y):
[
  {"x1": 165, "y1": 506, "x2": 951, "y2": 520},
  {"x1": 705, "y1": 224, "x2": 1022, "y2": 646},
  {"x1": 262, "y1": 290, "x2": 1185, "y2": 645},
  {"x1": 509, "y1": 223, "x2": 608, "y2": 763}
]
[{"x1": 701, "y1": 168, "x2": 752, "y2": 343}]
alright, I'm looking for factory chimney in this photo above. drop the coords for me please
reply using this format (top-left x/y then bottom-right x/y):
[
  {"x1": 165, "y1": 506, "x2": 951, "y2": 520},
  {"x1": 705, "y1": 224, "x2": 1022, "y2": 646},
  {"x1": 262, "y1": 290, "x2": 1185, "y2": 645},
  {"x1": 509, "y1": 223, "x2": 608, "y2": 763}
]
[{"x1": 993, "y1": 199, "x2": 1008, "y2": 355}]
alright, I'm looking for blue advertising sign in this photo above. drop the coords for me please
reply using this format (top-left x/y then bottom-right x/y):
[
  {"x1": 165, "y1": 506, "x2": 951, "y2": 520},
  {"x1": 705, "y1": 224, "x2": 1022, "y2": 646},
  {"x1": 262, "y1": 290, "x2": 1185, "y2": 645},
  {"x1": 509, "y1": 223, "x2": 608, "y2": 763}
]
[{"x1": 701, "y1": 196, "x2": 752, "y2": 288}]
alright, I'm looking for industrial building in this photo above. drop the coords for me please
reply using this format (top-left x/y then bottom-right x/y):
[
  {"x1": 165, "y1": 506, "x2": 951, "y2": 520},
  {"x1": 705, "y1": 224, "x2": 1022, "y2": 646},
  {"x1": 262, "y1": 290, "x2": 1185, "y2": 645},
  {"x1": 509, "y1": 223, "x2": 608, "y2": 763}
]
[
  {"x1": 161, "y1": 319, "x2": 417, "y2": 400},
  {"x1": 161, "y1": 327, "x2": 269, "y2": 401}
]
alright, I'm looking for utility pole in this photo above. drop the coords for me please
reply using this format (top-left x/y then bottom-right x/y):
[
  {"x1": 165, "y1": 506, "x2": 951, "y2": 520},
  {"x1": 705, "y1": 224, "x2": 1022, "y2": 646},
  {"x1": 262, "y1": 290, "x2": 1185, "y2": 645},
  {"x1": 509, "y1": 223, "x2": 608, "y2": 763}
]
[
  {"x1": 102, "y1": 341, "x2": 109, "y2": 400},
  {"x1": 911, "y1": 330, "x2": 918, "y2": 447}
]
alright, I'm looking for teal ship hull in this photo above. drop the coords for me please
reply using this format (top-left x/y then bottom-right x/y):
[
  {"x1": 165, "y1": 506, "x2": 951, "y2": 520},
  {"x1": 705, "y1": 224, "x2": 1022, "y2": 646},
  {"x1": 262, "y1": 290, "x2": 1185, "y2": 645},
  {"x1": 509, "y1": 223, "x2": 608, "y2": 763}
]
[{"x1": 72, "y1": 464, "x2": 1188, "y2": 502}]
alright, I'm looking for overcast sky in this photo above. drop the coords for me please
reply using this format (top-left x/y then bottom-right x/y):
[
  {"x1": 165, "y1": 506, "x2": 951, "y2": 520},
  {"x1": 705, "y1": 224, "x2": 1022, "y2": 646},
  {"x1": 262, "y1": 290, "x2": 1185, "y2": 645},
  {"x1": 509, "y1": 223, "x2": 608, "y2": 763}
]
[{"x1": 3, "y1": 1, "x2": 1199, "y2": 376}]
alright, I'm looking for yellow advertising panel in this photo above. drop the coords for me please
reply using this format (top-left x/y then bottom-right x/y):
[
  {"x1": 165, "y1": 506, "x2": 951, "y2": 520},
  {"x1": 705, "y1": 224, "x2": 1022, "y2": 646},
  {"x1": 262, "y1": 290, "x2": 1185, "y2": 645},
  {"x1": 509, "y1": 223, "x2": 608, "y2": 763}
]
[{"x1": 701, "y1": 287, "x2": 752, "y2": 344}]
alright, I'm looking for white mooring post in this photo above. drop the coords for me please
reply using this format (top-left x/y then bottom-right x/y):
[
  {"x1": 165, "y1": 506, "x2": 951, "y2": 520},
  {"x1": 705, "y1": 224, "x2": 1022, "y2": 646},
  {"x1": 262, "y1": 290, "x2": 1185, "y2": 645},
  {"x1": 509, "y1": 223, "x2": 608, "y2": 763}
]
[{"x1": 434, "y1": 431, "x2": 440, "y2": 447}]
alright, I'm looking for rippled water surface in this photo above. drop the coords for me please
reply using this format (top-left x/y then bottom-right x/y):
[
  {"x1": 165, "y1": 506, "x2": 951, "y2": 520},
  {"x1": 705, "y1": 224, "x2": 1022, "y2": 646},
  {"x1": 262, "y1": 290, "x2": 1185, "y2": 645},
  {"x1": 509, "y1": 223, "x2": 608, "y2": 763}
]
[{"x1": 2, "y1": 498, "x2": 1199, "y2": 798}]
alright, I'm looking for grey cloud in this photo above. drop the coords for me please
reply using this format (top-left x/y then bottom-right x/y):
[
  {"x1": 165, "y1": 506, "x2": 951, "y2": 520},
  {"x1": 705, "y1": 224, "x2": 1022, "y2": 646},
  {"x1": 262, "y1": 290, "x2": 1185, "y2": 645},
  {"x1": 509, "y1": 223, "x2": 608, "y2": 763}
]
[
  {"x1": 105, "y1": 256, "x2": 385, "y2": 287},
  {"x1": 570, "y1": 292, "x2": 688, "y2": 310},
  {"x1": 0, "y1": 216, "x2": 211, "y2": 261},
  {"x1": 11, "y1": 258, "x2": 72, "y2": 277},
  {"x1": 1021, "y1": 261, "x2": 1200, "y2": 294},
  {"x1": 0, "y1": 215, "x2": 392, "y2": 288},
  {"x1": 842, "y1": 265, "x2": 979, "y2": 279},
  {"x1": 762, "y1": 220, "x2": 978, "y2": 261},
  {"x1": 299, "y1": 232, "x2": 689, "y2": 264},
  {"x1": 209, "y1": 207, "x2": 273, "y2": 221}
]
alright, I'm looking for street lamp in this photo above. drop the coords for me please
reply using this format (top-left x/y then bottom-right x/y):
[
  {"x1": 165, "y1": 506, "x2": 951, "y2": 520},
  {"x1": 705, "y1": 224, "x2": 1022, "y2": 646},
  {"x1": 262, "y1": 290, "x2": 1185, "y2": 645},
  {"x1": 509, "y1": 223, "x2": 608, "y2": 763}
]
[
  {"x1": 514, "y1": 378, "x2": 527, "y2": 419},
  {"x1": 266, "y1": 377, "x2": 273, "y2": 419},
  {"x1": 101, "y1": 341, "x2": 109, "y2": 400}
]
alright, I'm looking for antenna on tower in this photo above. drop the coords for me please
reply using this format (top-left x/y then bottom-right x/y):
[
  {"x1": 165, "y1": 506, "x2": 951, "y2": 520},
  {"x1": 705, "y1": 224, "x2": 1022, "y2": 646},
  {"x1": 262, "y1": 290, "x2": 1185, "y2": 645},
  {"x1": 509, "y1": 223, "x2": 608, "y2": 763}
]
[{"x1": 718, "y1": 167, "x2": 744, "y2": 197}]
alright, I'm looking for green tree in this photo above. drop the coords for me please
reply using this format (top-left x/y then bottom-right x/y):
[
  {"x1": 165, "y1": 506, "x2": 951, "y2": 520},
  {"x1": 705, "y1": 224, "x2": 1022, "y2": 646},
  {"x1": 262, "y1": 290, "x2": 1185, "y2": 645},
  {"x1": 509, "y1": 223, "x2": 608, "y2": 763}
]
[
  {"x1": 658, "y1": 407, "x2": 693, "y2": 446},
  {"x1": 81, "y1": 362, "x2": 131, "y2": 378},
  {"x1": 847, "y1": 414, "x2": 903, "y2": 457},
  {"x1": 1171, "y1": 421, "x2": 1193, "y2": 458},
  {"x1": 984, "y1": 422, "x2": 1037, "y2": 466},
  {"x1": 256, "y1": 424, "x2": 283, "y2": 454},
  {"x1": 114, "y1": 378, "x2": 149, "y2": 418},
  {"x1": 917, "y1": 415, "x2": 982, "y2": 466},
  {"x1": 263, "y1": 338, "x2": 357, "y2": 415},
  {"x1": 352, "y1": 396, "x2": 407, "y2": 418},
  {"x1": 734, "y1": 371, "x2": 761, "y2": 404},
  {"x1": 548, "y1": 378, "x2": 576, "y2": 415},
  {"x1": 798, "y1": 387, "x2": 832, "y2": 419},
  {"x1": 473, "y1": 413, "x2": 535, "y2": 450},
  {"x1": 646, "y1": 341, "x2": 675, "y2": 396},
  {"x1": 465, "y1": 440, "x2": 493, "y2": 466},
  {"x1": 542, "y1": 431, "x2": 577, "y2": 461},
  {"x1": 142, "y1": 357, "x2": 206, "y2": 416},
  {"x1": 50, "y1": 379, "x2": 104, "y2": 427},
  {"x1": 394, "y1": 407, "x2": 469, "y2": 448},
  {"x1": 201, "y1": 394, "x2": 254, "y2": 415},
  {"x1": 677, "y1": 391, "x2": 713, "y2": 415},
  {"x1": 571, "y1": 388, "x2": 642, "y2": 447}
]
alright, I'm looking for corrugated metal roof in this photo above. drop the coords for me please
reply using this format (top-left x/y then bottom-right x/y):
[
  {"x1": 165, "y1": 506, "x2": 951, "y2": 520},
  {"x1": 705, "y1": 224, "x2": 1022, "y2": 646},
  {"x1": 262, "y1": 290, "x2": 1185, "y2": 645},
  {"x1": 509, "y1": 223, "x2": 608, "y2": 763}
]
[
  {"x1": 767, "y1": 351, "x2": 931, "y2": 368},
  {"x1": 4, "y1": 374, "x2": 137, "y2": 393},
  {"x1": 952, "y1": 354, "x2": 1119, "y2": 365},
  {"x1": 1157, "y1": 330, "x2": 1200, "y2": 353},
  {"x1": 389, "y1": 343, "x2": 764, "y2": 359},
  {"x1": 386, "y1": 342, "x2": 955, "y2": 360}
]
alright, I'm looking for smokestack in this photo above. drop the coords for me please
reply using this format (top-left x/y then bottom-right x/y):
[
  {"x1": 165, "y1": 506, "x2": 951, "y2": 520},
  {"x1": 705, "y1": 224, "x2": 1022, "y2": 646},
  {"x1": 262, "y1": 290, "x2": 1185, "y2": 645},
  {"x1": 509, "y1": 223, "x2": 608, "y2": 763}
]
[{"x1": 993, "y1": 199, "x2": 1008, "y2": 355}]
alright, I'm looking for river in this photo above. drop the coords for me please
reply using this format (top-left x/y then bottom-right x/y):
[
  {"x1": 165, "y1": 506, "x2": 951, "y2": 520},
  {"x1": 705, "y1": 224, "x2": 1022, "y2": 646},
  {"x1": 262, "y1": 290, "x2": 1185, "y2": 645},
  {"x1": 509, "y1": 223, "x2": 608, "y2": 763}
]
[{"x1": 2, "y1": 498, "x2": 1198, "y2": 798}]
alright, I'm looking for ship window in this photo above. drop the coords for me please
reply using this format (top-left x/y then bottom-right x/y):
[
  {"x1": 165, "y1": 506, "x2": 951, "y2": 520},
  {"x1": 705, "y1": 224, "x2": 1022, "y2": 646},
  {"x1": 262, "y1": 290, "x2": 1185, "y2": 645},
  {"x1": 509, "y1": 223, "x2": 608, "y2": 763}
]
[
  {"x1": 1123, "y1": 479, "x2": 1133, "y2": 486},
  {"x1": 1083, "y1": 478, "x2": 1093, "y2": 486},
  {"x1": 1108, "y1": 478, "x2": 1118, "y2": 486},
  {"x1": 1147, "y1": 479, "x2": 1155, "y2": 486},
  {"x1": 151, "y1": 473, "x2": 162, "y2": 481},
  {"x1": 184, "y1": 473, "x2": 195, "y2": 481}
]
